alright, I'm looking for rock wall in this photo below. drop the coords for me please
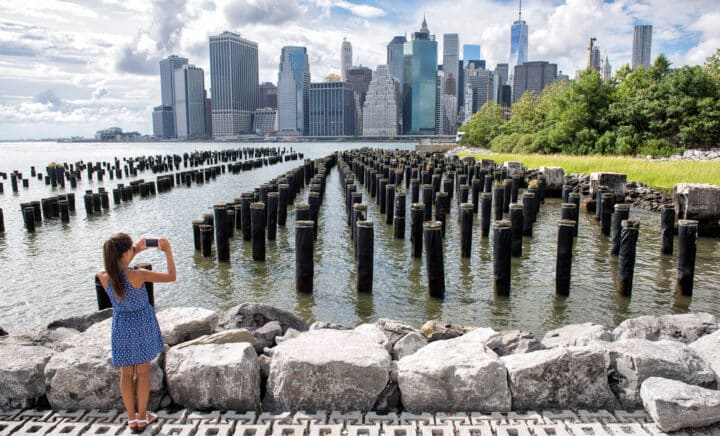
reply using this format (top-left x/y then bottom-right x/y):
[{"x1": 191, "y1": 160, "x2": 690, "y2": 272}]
[{"x1": 1, "y1": 305, "x2": 719, "y2": 431}]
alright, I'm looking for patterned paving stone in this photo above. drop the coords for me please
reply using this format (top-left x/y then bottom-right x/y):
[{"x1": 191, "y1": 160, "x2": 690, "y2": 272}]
[
  {"x1": 257, "y1": 413, "x2": 292, "y2": 426},
  {"x1": 150, "y1": 422, "x2": 197, "y2": 436},
  {"x1": 0, "y1": 412, "x2": 22, "y2": 422},
  {"x1": 328, "y1": 412, "x2": 362, "y2": 426},
  {"x1": 0, "y1": 422, "x2": 25, "y2": 436},
  {"x1": 45, "y1": 411, "x2": 86, "y2": 423},
  {"x1": 83, "y1": 410, "x2": 120, "y2": 424},
  {"x1": 456, "y1": 422, "x2": 494, "y2": 436},
  {"x1": 566, "y1": 422, "x2": 611, "y2": 436},
  {"x1": 383, "y1": 424, "x2": 418, "y2": 436},
  {"x1": 12, "y1": 421, "x2": 57, "y2": 436},
  {"x1": 397, "y1": 415, "x2": 432, "y2": 427},
  {"x1": 83, "y1": 422, "x2": 125, "y2": 436},
  {"x1": 293, "y1": 412, "x2": 328, "y2": 426},
  {"x1": 15, "y1": 411, "x2": 53, "y2": 423},
  {"x1": 418, "y1": 424, "x2": 454, "y2": 436},
  {"x1": 606, "y1": 423, "x2": 652, "y2": 435},
  {"x1": 269, "y1": 424, "x2": 306, "y2": 436},
  {"x1": 186, "y1": 412, "x2": 221, "y2": 425},
  {"x1": 220, "y1": 412, "x2": 256, "y2": 425},
  {"x1": 541, "y1": 411, "x2": 580, "y2": 425},
  {"x1": 307, "y1": 423, "x2": 342, "y2": 436},
  {"x1": 468, "y1": 413, "x2": 506, "y2": 425},
  {"x1": 196, "y1": 422, "x2": 234, "y2": 436},
  {"x1": 157, "y1": 410, "x2": 189, "y2": 425},
  {"x1": 345, "y1": 424, "x2": 381, "y2": 436},
  {"x1": 506, "y1": 411, "x2": 543, "y2": 425},
  {"x1": 434, "y1": 413, "x2": 471, "y2": 427},
  {"x1": 578, "y1": 410, "x2": 618, "y2": 424},
  {"x1": 532, "y1": 423, "x2": 573, "y2": 436},
  {"x1": 493, "y1": 423, "x2": 532, "y2": 436},
  {"x1": 44, "y1": 422, "x2": 89, "y2": 436},
  {"x1": 613, "y1": 411, "x2": 652, "y2": 424},
  {"x1": 363, "y1": 413, "x2": 398, "y2": 427},
  {"x1": 232, "y1": 424, "x2": 271, "y2": 436}
]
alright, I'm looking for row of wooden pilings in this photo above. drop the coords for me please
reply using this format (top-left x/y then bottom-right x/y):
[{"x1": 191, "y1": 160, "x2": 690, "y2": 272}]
[
  {"x1": 190, "y1": 156, "x2": 338, "y2": 294},
  {"x1": 9, "y1": 152, "x2": 303, "y2": 233},
  {"x1": 0, "y1": 146, "x2": 295, "y2": 197}
]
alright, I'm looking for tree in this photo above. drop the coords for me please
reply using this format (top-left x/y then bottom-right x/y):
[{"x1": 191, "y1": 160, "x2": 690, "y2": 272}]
[
  {"x1": 705, "y1": 48, "x2": 720, "y2": 85},
  {"x1": 459, "y1": 101, "x2": 505, "y2": 147}
]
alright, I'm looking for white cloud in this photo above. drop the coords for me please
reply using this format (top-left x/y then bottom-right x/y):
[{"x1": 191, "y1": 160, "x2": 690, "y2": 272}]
[{"x1": 335, "y1": 1, "x2": 385, "y2": 18}]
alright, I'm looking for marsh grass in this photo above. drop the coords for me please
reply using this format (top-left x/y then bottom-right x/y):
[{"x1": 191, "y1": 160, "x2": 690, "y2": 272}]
[{"x1": 458, "y1": 151, "x2": 720, "y2": 191}]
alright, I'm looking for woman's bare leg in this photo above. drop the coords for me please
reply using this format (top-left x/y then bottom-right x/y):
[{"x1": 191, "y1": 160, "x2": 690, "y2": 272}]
[
  {"x1": 119, "y1": 365, "x2": 136, "y2": 421},
  {"x1": 136, "y1": 362, "x2": 151, "y2": 420}
]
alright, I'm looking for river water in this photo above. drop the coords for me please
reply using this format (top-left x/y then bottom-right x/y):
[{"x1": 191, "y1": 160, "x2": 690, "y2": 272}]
[{"x1": 0, "y1": 141, "x2": 718, "y2": 335}]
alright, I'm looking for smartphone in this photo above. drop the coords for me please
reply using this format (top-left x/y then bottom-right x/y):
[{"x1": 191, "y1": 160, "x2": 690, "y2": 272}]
[{"x1": 145, "y1": 238, "x2": 159, "y2": 247}]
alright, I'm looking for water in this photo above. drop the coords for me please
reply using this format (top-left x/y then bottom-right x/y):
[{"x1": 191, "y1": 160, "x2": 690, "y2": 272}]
[{"x1": 1, "y1": 141, "x2": 719, "y2": 335}]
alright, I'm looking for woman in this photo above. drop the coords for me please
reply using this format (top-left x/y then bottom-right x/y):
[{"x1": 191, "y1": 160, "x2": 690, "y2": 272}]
[{"x1": 97, "y1": 233, "x2": 176, "y2": 432}]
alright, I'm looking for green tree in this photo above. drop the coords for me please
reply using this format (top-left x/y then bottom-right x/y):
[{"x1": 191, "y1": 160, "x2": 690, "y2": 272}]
[
  {"x1": 459, "y1": 101, "x2": 505, "y2": 147},
  {"x1": 705, "y1": 48, "x2": 720, "y2": 84}
]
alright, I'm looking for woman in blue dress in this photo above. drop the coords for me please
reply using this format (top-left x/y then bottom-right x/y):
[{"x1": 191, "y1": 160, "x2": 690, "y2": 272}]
[{"x1": 97, "y1": 232, "x2": 176, "y2": 432}]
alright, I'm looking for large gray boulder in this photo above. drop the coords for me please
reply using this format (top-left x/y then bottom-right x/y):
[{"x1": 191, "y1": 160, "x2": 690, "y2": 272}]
[
  {"x1": 43, "y1": 317, "x2": 164, "y2": 410},
  {"x1": 354, "y1": 324, "x2": 392, "y2": 353},
  {"x1": 165, "y1": 343, "x2": 260, "y2": 411},
  {"x1": 613, "y1": 313, "x2": 718, "y2": 344},
  {"x1": 590, "y1": 172, "x2": 627, "y2": 202},
  {"x1": 542, "y1": 323, "x2": 614, "y2": 348},
  {"x1": 32, "y1": 327, "x2": 80, "y2": 352},
  {"x1": 397, "y1": 329, "x2": 511, "y2": 413},
  {"x1": 46, "y1": 308, "x2": 113, "y2": 332},
  {"x1": 473, "y1": 328, "x2": 544, "y2": 356},
  {"x1": 252, "y1": 321, "x2": 282, "y2": 353},
  {"x1": 594, "y1": 339, "x2": 717, "y2": 409},
  {"x1": 674, "y1": 183, "x2": 720, "y2": 235},
  {"x1": 502, "y1": 346, "x2": 617, "y2": 410},
  {"x1": 173, "y1": 328, "x2": 256, "y2": 350},
  {"x1": 392, "y1": 332, "x2": 427, "y2": 360},
  {"x1": 156, "y1": 307, "x2": 218, "y2": 346},
  {"x1": 218, "y1": 303, "x2": 308, "y2": 334},
  {"x1": 539, "y1": 166, "x2": 565, "y2": 196},
  {"x1": 264, "y1": 329, "x2": 390, "y2": 412},
  {"x1": 377, "y1": 319, "x2": 417, "y2": 347},
  {"x1": 0, "y1": 344, "x2": 55, "y2": 409},
  {"x1": 689, "y1": 330, "x2": 720, "y2": 384},
  {"x1": 641, "y1": 377, "x2": 720, "y2": 432},
  {"x1": 420, "y1": 320, "x2": 465, "y2": 342}
]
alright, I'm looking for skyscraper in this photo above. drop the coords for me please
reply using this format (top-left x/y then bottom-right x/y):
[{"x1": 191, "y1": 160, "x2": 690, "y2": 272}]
[
  {"x1": 512, "y1": 61, "x2": 557, "y2": 103},
  {"x1": 209, "y1": 31, "x2": 258, "y2": 138},
  {"x1": 152, "y1": 106, "x2": 175, "y2": 138},
  {"x1": 403, "y1": 17, "x2": 438, "y2": 135},
  {"x1": 309, "y1": 81, "x2": 355, "y2": 136},
  {"x1": 174, "y1": 64, "x2": 207, "y2": 138},
  {"x1": 347, "y1": 66, "x2": 373, "y2": 135},
  {"x1": 387, "y1": 35, "x2": 407, "y2": 86},
  {"x1": 632, "y1": 24, "x2": 652, "y2": 70},
  {"x1": 158, "y1": 55, "x2": 188, "y2": 137},
  {"x1": 258, "y1": 82, "x2": 277, "y2": 109},
  {"x1": 462, "y1": 44, "x2": 481, "y2": 65},
  {"x1": 443, "y1": 34, "x2": 459, "y2": 100},
  {"x1": 363, "y1": 65, "x2": 401, "y2": 136},
  {"x1": 277, "y1": 46, "x2": 311, "y2": 136},
  {"x1": 341, "y1": 37, "x2": 353, "y2": 81},
  {"x1": 509, "y1": 0, "x2": 529, "y2": 84},
  {"x1": 602, "y1": 56, "x2": 612, "y2": 81},
  {"x1": 464, "y1": 67, "x2": 494, "y2": 122}
]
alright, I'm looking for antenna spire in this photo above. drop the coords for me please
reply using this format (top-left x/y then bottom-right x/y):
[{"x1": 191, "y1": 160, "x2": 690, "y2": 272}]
[{"x1": 519, "y1": 0, "x2": 522, "y2": 21}]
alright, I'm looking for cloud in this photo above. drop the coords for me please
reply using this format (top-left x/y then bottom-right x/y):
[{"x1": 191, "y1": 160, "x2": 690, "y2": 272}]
[
  {"x1": 149, "y1": 0, "x2": 189, "y2": 52},
  {"x1": 34, "y1": 89, "x2": 63, "y2": 110},
  {"x1": 92, "y1": 86, "x2": 109, "y2": 100},
  {"x1": 224, "y1": 0, "x2": 303, "y2": 26},
  {"x1": 334, "y1": 1, "x2": 385, "y2": 18},
  {"x1": 116, "y1": 41, "x2": 160, "y2": 75},
  {"x1": 0, "y1": 41, "x2": 37, "y2": 57}
]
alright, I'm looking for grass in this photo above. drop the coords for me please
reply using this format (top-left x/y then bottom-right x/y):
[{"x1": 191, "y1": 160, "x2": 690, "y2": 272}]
[{"x1": 457, "y1": 151, "x2": 720, "y2": 191}]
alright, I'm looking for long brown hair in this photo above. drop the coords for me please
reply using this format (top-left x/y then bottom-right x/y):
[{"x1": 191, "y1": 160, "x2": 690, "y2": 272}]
[{"x1": 103, "y1": 232, "x2": 132, "y2": 300}]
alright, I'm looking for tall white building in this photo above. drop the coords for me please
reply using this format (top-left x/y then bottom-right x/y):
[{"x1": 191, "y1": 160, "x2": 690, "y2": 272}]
[
  {"x1": 464, "y1": 67, "x2": 494, "y2": 123},
  {"x1": 174, "y1": 65, "x2": 206, "y2": 138},
  {"x1": 278, "y1": 46, "x2": 310, "y2": 135},
  {"x1": 158, "y1": 55, "x2": 188, "y2": 138},
  {"x1": 209, "y1": 31, "x2": 258, "y2": 138},
  {"x1": 362, "y1": 65, "x2": 401, "y2": 136},
  {"x1": 443, "y1": 34, "x2": 460, "y2": 100},
  {"x1": 341, "y1": 37, "x2": 353, "y2": 81},
  {"x1": 601, "y1": 56, "x2": 612, "y2": 81},
  {"x1": 632, "y1": 25, "x2": 652, "y2": 70}
]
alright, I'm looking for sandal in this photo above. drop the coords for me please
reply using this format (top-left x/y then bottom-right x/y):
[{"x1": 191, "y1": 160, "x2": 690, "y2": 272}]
[
  {"x1": 135, "y1": 412, "x2": 157, "y2": 432},
  {"x1": 128, "y1": 415, "x2": 139, "y2": 431}
]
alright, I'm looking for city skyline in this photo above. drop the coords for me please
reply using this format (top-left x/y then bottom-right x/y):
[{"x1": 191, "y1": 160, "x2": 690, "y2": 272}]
[{"x1": 1, "y1": 0, "x2": 719, "y2": 139}]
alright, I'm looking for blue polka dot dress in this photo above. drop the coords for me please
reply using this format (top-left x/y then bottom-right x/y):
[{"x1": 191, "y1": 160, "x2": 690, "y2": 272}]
[{"x1": 106, "y1": 271, "x2": 164, "y2": 367}]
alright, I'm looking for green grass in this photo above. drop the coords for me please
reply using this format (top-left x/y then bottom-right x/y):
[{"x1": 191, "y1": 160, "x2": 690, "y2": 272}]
[{"x1": 457, "y1": 151, "x2": 720, "y2": 191}]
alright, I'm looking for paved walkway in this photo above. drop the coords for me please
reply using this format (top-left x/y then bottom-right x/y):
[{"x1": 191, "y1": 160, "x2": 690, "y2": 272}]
[{"x1": 1, "y1": 409, "x2": 719, "y2": 436}]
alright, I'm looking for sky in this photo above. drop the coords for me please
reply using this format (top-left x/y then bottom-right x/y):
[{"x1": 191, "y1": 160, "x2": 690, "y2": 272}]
[{"x1": 1, "y1": 0, "x2": 719, "y2": 140}]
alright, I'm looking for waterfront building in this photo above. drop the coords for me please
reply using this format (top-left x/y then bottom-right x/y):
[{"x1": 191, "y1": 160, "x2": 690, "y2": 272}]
[
  {"x1": 601, "y1": 56, "x2": 612, "y2": 81},
  {"x1": 158, "y1": 55, "x2": 188, "y2": 138},
  {"x1": 387, "y1": 35, "x2": 407, "y2": 86},
  {"x1": 443, "y1": 33, "x2": 460, "y2": 101},
  {"x1": 512, "y1": 61, "x2": 557, "y2": 103},
  {"x1": 253, "y1": 108, "x2": 277, "y2": 135},
  {"x1": 495, "y1": 63, "x2": 509, "y2": 87},
  {"x1": 632, "y1": 24, "x2": 653, "y2": 70},
  {"x1": 403, "y1": 17, "x2": 438, "y2": 135},
  {"x1": 457, "y1": 60, "x2": 465, "y2": 118},
  {"x1": 209, "y1": 31, "x2": 258, "y2": 138},
  {"x1": 347, "y1": 66, "x2": 373, "y2": 135},
  {"x1": 508, "y1": 0, "x2": 528, "y2": 86},
  {"x1": 341, "y1": 38, "x2": 353, "y2": 81},
  {"x1": 309, "y1": 82, "x2": 355, "y2": 136},
  {"x1": 464, "y1": 68, "x2": 494, "y2": 122},
  {"x1": 152, "y1": 105, "x2": 175, "y2": 138},
  {"x1": 362, "y1": 65, "x2": 401, "y2": 136},
  {"x1": 588, "y1": 44, "x2": 601, "y2": 72},
  {"x1": 435, "y1": 69, "x2": 445, "y2": 135},
  {"x1": 463, "y1": 44, "x2": 481, "y2": 66},
  {"x1": 258, "y1": 82, "x2": 277, "y2": 109},
  {"x1": 174, "y1": 65, "x2": 207, "y2": 139},
  {"x1": 277, "y1": 46, "x2": 311, "y2": 136}
]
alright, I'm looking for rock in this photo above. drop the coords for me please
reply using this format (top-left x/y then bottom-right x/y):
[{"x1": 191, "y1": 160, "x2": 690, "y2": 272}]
[
  {"x1": 502, "y1": 161, "x2": 524, "y2": 178},
  {"x1": 501, "y1": 346, "x2": 618, "y2": 410},
  {"x1": 218, "y1": 303, "x2": 308, "y2": 334},
  {"x1": 259, "y1": 354, "x2": 271, "y2": 379},
  {"x1": 32, "y1": 328, "x2": 81, "y2": 352},
  {"x1": 542, "y1": 323, "x2": 614, "y2": 348},
  {"x1": 689, "y1": 330, "x2": 720, "y2": 384},
  {"x1": 252, "y1": 321, "x2": 282, "y2": 353},
  {"x1": 397, "y1": 329, "x2": 511, "y2": 413},
  {"x1": 0, "y1": 344, "x2": 55, "y2": 409},
  {"x1": 309, "y1": 321, "x2": 351, "y2": 330},
  {"x1": 264, "y1": 329, "x2": 390, "y2": 412},
  {"x1": 0, "y1": 327, "x2": 7, "y2": 336},
  {"x1": 377, "y1": 319, "x2": 417, "y2": 347},
  {"x1": 46, "y1": 309, "x2": 113, "y2": 332},
  {"x1": 674, "y1": 183, "x2": 720, "y2": 235},
  {"x1": 594, "y1": 339, "x2": 717, "y2": 409},
  {"x1": 641, "y1": 377, "x2": 720, "y2": 432},
  {"x1": 539, "y1": 166, "x2": 565, "y2": 196},
  {"x1": 165, "y1": 343, "x2": 260, "y2": 411},
  {"x1": 392, "y1": 332, "x2": 427, "y2": 360},
  {"x1": 590, "y1": 172, "x2": 627, "y2": 203},
  {"x1": 173, "y1": 328, "x2": 256, "y2": 350},
  {"x1": 373, "y1": 382, "x2": 400, "y2": 413},
  {"x1": 354, "y1": 324, "x2": 392, "y2": 353},
  {"x1": 613, "y1": 313, "x2": 718, "y2": 344},
  {"x1": 44, "y1": 344, "x2": 164, "y2": 410},
  {"x1": 275, "y1": 328, "x2": 301, "y2": 344},
  {"x1": 483, "y1": 330, "x2": 544, "y2": 356},
  {"x1": 63, "y1": 318, "x2": 112, "y2": 349},
  {"x1": 420, "y1": 320, "x2": 465, "y2": 342},
  {"x1": 156, "y1": 307, "x2": 218, "y2": 346}
]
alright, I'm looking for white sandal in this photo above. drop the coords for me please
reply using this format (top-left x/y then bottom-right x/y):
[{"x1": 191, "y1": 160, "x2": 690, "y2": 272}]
[{"x1": 135, "y1": 412, "x2": 157, "y2": 431}]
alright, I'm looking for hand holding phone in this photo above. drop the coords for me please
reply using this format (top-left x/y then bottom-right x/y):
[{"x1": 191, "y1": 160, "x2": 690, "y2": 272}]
[{"x1": 145, "y1": 238, "x2": 159, "y2": 248}]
